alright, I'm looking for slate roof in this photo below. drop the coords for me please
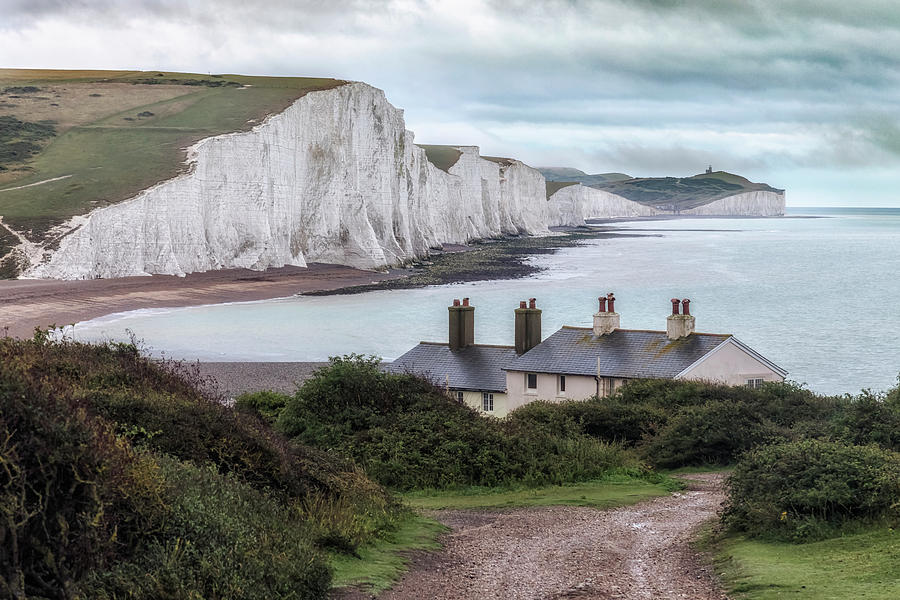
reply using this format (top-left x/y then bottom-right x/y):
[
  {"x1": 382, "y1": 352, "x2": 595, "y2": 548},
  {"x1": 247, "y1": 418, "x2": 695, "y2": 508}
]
[
  {"x1": 389, "y1": 342, "x2": 517, "y2": 392},
  {"x1": 505, "y1": 326, "x2": 733, "y2": 379}
]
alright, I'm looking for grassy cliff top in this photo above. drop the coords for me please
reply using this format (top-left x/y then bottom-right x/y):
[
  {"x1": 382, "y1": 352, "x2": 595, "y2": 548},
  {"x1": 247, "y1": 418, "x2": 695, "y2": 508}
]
[
  {"x1": 592, "y1": 171, "x2": 784, "y2": 210},
  {"x1": 538, "y1": 167, "x2": 632, "y2": 186},
  {"x1": 417, "y1": 144, "x2": 463, "y2": 173},
  {"x1": 0, "y1": 69, "x2": 345, "y2": 241}
]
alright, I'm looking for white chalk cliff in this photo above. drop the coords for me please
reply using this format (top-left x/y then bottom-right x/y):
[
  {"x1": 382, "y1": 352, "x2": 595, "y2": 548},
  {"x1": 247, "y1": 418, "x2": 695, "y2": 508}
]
[
  {"x1": 679, "y1": 190, "x2": 785, "y2": 216},
  {"x1": 26, "y1": 83, "x2": 557, "y2": 279},
  {"x1": 547, "y1": 184, "x2": 660, "y2": 226},
  {"x1": 21, "y1": 82, "x2": 784, "y2": 280}
]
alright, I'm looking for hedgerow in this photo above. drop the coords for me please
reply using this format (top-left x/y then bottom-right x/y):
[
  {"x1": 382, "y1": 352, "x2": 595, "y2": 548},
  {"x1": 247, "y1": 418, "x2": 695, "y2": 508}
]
[
  {"x1": 722, "y1": 440, "x2": 900, "y2": 541},
  {"x1": 268, "y1": 356, "x2": 640, "y2": 490}
]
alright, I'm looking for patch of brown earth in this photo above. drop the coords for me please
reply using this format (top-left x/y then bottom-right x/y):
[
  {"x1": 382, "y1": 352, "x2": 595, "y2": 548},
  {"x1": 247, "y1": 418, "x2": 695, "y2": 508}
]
[{"x1": 339, "y1": 474, "x2": 727, "y2": 600}]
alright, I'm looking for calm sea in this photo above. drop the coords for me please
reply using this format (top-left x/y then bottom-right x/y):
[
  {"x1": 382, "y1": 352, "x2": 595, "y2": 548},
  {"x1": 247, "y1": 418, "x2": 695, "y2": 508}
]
[{"x1": 69, "y1": 207, "x2": 900, "y2": 396}]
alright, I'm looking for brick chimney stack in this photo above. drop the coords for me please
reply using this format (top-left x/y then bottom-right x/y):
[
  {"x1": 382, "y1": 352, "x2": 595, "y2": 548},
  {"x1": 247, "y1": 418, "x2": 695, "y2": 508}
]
[
  {"x1": 449, "y1": 297, "x2": 475, "y2": 351},
  {"x1": 515, "y1": 297, "x2": 542, "y2": 355},
  {"x1": 666, "y1": 298, "x2": 696, "y2": 340},
  {"x1": 593, "y1": 293, "x2": 620, "y2": 336}
]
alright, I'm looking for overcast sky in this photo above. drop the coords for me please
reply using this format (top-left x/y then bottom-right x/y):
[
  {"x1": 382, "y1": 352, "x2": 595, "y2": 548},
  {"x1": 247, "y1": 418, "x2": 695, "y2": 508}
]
[{"x1": 4, "y1": 0, "x2": 900, "y2": 206}]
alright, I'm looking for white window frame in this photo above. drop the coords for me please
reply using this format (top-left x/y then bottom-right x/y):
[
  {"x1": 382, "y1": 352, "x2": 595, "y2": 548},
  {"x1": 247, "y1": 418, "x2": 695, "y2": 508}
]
[
  {"x1": 455, "y1": 390, "x2": 464, "y2": 403},
  {"x1": 558, "y1": 375, "x2": 566, "y2": 395},
  {"x1": 526, "y1": 372, "x2": 538, "y2": 392},
  {"x1": 482, "y1": 392, "x2": 494, "y2": 412},
  {"x1": 746, "y1": 378, "x2": 765, "y2": 389}
]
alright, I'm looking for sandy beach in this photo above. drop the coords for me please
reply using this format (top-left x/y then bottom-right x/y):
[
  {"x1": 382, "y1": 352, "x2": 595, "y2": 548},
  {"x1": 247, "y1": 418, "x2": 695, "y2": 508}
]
[{"x1": 0, "y1": 263, "x2": 404, "y2": 339}]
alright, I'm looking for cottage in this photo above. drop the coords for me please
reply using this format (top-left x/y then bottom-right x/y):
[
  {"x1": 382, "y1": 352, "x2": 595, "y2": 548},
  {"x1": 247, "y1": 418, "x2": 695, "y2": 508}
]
[{"x1": 390, "y1": 295, "x2": 787, "y2": 416}]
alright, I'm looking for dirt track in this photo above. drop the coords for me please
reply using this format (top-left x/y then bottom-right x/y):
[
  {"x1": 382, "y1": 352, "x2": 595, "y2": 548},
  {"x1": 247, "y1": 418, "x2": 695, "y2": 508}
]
[{"x1": 350, "y1": 473, "x2": 728, "y2": 600}]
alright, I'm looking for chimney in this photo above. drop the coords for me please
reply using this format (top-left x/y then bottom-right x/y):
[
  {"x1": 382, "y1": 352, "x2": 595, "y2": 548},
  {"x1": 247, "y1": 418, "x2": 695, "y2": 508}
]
[
  {"x1": 593, "y1": 293, "x2": 620, "y2": 336},
  {"x1": 666, "y1": 298, "x2": 696, "y2": 340},
  {"x1": 515, "y1": 297, "x2": 542, "y2": 355},
  {"x1": 448, "y1": 297, "x2": 475, "y2": 351}
]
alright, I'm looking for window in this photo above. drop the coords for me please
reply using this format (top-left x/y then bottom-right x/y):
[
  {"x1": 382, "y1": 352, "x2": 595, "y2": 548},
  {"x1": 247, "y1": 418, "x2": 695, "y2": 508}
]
[
  {"x1": 558, "y1": 375, "x2": 566, "y2": 394},
  {"x1": 456, "y1": 390, "x2": 464, "y2": 403},
  {"x1": 526, "y1": 373, "x2": 538, "y2": 390},
  {"x1": 746, "y1": 378, "x2": 764, "y2": 389},
  {"x1": 482, "y1": 392, "x2": 494, "y2": 412}
]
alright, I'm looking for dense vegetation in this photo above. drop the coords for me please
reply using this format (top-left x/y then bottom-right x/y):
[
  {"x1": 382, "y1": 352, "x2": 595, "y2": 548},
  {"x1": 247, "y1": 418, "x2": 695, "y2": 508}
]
[
  {"x1": 238, "y1": 356, "x2": 644, "y2": 491},
  {"x1": 5, "y1": 334, "x2": 897, "y2": 597},
  {"x1": 0, "y1": 337, "x2": 402, "y2": 599},
  {"x1": 508, "y1": 377, "x2": 900, "y2": 543}
]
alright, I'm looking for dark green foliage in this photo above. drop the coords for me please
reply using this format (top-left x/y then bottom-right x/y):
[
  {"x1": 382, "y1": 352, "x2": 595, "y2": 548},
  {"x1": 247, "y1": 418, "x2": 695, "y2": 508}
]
[
  {"x1": 274, "y1": 356, "x2": 636, "y2": 490},
  {"x1": 830, "y1": 388, "x2": 900, "y2": 451},
  {"x1": 2, "y1": 86, "x2": 41, "y2": 94},
  {"x1": 0, "y1": 340, "x2": 167, "y2": 598},
  {"x1": 510, "y1": 379, "x2": 839, "y2": 468},
  {"x1": 235, "y1": 389, "x2": 290, "y2": 423},
  {"x1": 0, "y1": 115, "x2": 57, "y2": 168},
  {"x1": 0, "y1": 337, "x2": 408, "y2": 598},
  {"x1": 80, "y1": 457, "x2": 330, "y2": 600},
  {"x1": 137, "y1": 111, "x2": 155, "y2": 117},
  {"x1": 723, "y1": 440, "x2": 900, "y2": 541},
  {"x1": 129, "y1": 77, "x2": 242, "y2": 87}
]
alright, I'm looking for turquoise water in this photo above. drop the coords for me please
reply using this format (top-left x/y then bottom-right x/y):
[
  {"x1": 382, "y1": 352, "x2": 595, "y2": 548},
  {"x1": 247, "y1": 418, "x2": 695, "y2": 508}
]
[{"x1": 70, "y1": 207, "x2": 900, "y2": 396}]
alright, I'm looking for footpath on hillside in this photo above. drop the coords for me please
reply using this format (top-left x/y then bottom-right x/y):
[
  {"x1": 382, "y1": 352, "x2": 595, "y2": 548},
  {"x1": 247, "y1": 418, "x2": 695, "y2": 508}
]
[{"x1": 342, "y1": 473, "x2": 728, "y2": 600}]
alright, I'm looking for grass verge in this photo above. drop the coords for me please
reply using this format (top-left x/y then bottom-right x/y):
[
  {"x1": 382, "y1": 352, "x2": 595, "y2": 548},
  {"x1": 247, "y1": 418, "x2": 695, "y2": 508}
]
[
  {"x1": 403, "y1": 473, "x2": 681, "y2": 511},
  {"x1": 330, "y1": 514, "x2": 446, "y2": 594},
  {"x1": 703, "y1": 527, "x2": 900, "y2": 599}
]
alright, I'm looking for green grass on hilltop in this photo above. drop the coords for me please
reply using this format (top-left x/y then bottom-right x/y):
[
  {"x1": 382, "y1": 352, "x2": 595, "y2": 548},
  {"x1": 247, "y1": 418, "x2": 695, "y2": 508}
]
[
  {"x1": 710, "y1": 527, "x2": 900, "y2": 600},
  {"x1": 0, "y1": 69, "x2": 344, "y2": 240},
  {"x1": 593, "y1": 171, "x2": 783, "y2": 210},
  {"x1": 418, "y1": 144, "x2": 463, "y2": 173}
]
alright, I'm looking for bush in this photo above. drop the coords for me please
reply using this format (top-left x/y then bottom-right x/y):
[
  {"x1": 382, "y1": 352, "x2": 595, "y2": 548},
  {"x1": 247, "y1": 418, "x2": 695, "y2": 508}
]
[
  {"x1": 0, "y1": 341, "x2": 166, "y2": 598},
  {"x1": 640, "y1": 399, "x2": 783, "y2": 468},
  {"x1": 80, "y1": 457, "x2": 330, "y2": 600},
  {"x1": 511, "y1": 379, "x2": 840, "y2": 468},
  {"x1": 0, "y1": 336, "x2": 408, "y2": 596},
  {"x1": 830, "y1": 388, "x2": 900, "y2": 451},
  {"x1": 275, "y1": 356, "x2": 638, "y2": 490},
  {"x1": 723, "y1": 439, "x2": 900, "y2": 541}
]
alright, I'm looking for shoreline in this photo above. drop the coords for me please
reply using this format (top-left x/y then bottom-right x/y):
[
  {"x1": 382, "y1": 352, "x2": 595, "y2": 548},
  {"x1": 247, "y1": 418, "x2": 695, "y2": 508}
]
[
  {"x1": 0, "y1": 217, "x2": 778, "y2": 338},
  {"x1": 0, "y1": 263, "x2": 406, "y2": 339}
]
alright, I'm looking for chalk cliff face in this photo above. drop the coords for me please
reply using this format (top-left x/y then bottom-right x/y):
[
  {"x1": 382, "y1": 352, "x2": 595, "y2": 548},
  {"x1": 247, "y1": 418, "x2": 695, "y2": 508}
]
[
  {"x1": 26, "y1": 83, "x2": 549, "y2": 279},
  {"x1": 547, "y1": 184, "x2": 659, "y2": 226},
  {"x1": 679, "y1": 191, "x2": 785, "y2": 216}
]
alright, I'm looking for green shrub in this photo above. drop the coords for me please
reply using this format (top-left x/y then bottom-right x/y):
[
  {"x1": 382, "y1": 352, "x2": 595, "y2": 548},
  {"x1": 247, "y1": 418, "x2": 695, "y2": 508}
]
[
  {"x1": 509, "y1": 396, "x2": 667, "y2": 445},
  {"x1": 276, "y1": 356, "x2": 637, "y2": 490},
  {"x1": 235, "y1": 389, "x2": 290, "y2": 423},
  {"x1": 723, "y1": 439, "x2": 900, "y2": 541},
  {"x1": 0, "y1": 342, "x2": 166, "y2": 599},
  {"x1": 79, "y1": 457, "x2": 331, "y2": 600},
  {"x1": 830, "y1": 389, "x2": 900, "y2": 451},
  {"x1": 640, "y1": 399, "x2": 783, "y2": 467}
]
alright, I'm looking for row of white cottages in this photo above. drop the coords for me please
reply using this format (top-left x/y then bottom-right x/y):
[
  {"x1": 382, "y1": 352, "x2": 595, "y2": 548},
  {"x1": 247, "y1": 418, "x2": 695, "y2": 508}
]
[{"x1": 389, "y1": 295, "x2": 787, "y2": 417}]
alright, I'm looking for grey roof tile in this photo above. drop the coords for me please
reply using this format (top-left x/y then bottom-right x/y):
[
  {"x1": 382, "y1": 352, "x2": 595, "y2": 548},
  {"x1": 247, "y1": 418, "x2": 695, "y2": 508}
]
[
  {"x1": 389, "y1": 342, "x2": 517, "y2": 392},
  {"x1": 505, "y1": 327, "x2": 731, "y2": 378}
]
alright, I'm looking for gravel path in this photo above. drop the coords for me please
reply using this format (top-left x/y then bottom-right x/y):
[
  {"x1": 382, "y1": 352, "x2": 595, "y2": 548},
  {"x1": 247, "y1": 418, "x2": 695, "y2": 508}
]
[{"x1": 350, "y1": 473, "x2": 728, "y2": 600}]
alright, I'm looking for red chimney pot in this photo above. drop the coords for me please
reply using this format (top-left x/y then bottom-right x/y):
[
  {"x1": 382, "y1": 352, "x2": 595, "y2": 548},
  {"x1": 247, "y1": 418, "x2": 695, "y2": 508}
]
[
  {"x1": 607, "y1": 292, "x2": 616, "y2": 313},
  {"x1": 681, "y1": 298, "x2": 691, "y2": 316},
  {"x1": 452, "y1": 299, "x2": 460, "y2": 307},
  {"x1": 598, "y1": 296, "x2": 607, "y2": 312},
  {"x1": 462, "y1": 297, "x2": 469, "y2": 307},
  {"x1": 529, "y1": 298, "x2": 536, "y2": 309},
  {"x1": 671, "y1": 298, "x2": 680, "y2": 315}
]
